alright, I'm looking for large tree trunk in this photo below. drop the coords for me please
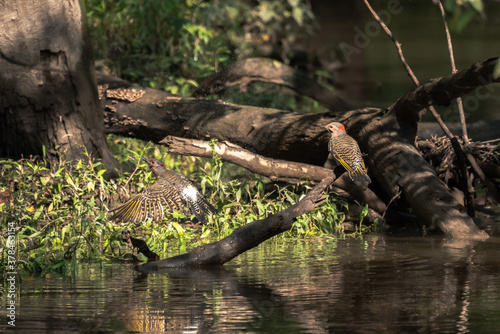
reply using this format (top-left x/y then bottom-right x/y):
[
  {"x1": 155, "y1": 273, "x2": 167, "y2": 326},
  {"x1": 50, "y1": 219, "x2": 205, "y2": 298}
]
[{"x1": 0, "y1": 0, "x2": 115, "y2": 167}]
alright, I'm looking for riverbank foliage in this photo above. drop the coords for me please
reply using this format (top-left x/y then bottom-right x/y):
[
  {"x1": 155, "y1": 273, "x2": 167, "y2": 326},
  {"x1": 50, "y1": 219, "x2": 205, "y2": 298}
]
[
  {"x1": 0, "y1": 1, "x2": 359, "y2": 277},
  {"x1": 0, "y1": 136, "x2": 358, "y2": 277},
  {"x1": 84, "y1": 0, "x2": 327, "y2": 113}
]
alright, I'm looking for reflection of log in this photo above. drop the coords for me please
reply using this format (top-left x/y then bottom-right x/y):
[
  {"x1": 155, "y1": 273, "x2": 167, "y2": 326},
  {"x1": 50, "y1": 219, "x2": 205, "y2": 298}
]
[
  {"x1": 99, "y1": 58, "x2": 498, "y2": 240},
  {"x1": 161, "y1": 135, "x2": 387, "y2": 213},
  {"x1": 137, "y1": 176, "x2": 334, "y2": 270}
]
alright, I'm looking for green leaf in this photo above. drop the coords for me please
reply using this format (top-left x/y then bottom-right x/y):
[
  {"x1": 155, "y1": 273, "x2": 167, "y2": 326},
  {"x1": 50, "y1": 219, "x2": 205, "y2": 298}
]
[
  {"x1": 259, "y1": 5, "x2": 273, "y2": 23},
  {"x1": 236, "y1": 187, "x2": 242, "y2": 203},
  {"x1": 463, "y1": 0, "x2": 483, "y2": 12},
  {"x1": 493, "y1": 58, "x2": 500, "y2": 80},
  {"x1": 256, "y1": 201, "x2": 265, "y2": 215},
  {"x1": 284, "y1": 191, "x2": 295, "y2": 204},
  {"x1": 455, "y1": 10, "x2": 476, "y2": 32},
  {"x1": 50, "y1": 260, "x2": 66, "y2": 270},
  {"x1": 359, "y1": 204, "x2": 369, "y2": 225},
  {"x1": 292, "y1": 7, "x2": 303, "y2": 26},
  {"x1": 33, "y1": 207, "x2": 43, "y2": 220},
  {"x1": 172, "y1": 221, "x2": 185, "y2": 238}
]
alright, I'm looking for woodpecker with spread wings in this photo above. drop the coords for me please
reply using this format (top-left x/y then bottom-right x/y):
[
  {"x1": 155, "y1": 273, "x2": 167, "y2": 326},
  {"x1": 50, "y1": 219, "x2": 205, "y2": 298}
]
[{"x1": 110, "y1": 158, "x2": 217, "y2": 224}]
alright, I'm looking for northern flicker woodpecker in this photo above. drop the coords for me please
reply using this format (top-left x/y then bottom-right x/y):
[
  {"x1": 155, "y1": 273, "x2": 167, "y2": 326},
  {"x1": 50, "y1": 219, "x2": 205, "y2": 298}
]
[
  {"x1": 110, "y1": 158, "x2": 217, "y2": 224},
  {"x1": 325, "y1": 122, "x2": 371, "y2": 185}
]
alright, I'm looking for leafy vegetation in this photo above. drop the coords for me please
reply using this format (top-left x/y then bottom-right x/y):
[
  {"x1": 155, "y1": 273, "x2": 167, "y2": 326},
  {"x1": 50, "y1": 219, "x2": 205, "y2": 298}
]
[
  {"x1": 443, "y1": 0, "x2": 485, "y2": 32},
  {"x1": 85, "y1": 0, "x2": 325, "y2": 112},
  {"x1": 0, "y1": 136, "x2": 364, "y2": 277}
]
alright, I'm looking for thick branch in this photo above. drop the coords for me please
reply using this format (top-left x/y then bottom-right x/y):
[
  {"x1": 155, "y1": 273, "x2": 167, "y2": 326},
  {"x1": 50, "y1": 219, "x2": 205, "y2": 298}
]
[
  {"x1": 161, "y1": 135, "x2": 331, "y2": 181},
  {"x1": 193, "y1": 57, "x2": 352, "y2": 111},
  {"x1": 99, "y1": 58, "x2": 499, "y2": 167},
  {"x1": 137, "y1": 176, "x2": 335, "y2": 270},
  {"x1": 348, "y1": 112, "x2": 488, "y2": 240},
  {"x1": 161, "y1": 135, "x2": 387, "y2": 213},
  {"x1": 389, "y1": 57, "x2": 499, "y2": 133}
]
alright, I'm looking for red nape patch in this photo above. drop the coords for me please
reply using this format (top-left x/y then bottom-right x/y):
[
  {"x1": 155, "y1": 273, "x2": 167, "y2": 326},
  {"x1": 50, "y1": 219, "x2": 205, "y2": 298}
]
[
  {"x1": 161, "y1": 164, "x2": 166, "y2": 168},
  {"x1": 337, "y1": 124, "x2": 346, "y2": 131}
]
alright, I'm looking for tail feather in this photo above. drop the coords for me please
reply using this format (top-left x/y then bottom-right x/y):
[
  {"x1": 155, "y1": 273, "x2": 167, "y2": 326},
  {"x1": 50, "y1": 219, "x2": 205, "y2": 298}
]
[
  {"x1": 185, "y1": 193, "x2": 218, "y2": 224},
  {"x1": 197, "y1": 193, "x2": 218, "y2": 215},
  {"x1": 187, "y1": 198, "x2": 206, "y2": 224},
  {"x1": 349, "y1": 168, "x2": 371, "y2": 185}
]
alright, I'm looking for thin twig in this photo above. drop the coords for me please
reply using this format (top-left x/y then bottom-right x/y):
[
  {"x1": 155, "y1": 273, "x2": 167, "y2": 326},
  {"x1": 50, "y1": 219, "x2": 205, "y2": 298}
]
[
  {"x1": 435, "y1": 0, "x2": 475, "y2": 215},
  {"x1": 363, "y1": 0, "x2": 475, "y2": 215},
  {"x1": 435, "y1": 1, "x2": 500, "y2": 207},
  {"x1": 362, "y1": 0, "x2": 455, "y2": 139},
  {"x1": 362, "y1": 0, "x2": 419, "y2": 86},
  {"x1": 436, "y1": 0, "x2": 469, "y2": 143}
]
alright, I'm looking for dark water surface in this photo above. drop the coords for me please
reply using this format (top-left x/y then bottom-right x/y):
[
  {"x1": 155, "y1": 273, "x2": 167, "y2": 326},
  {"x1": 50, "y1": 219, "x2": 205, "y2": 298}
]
[
  {"x1": 306, "y1": 1, "x2": 500, "y2": 122},
  {"x1": 4, "y1": 236, "x2": 500, "y2": 333}
]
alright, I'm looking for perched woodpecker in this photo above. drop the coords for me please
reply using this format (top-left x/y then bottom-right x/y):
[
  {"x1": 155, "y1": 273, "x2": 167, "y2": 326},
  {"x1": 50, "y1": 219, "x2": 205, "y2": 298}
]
[
  {"x1": 325, "y1": 122, "x2": 371, "y2": 185},
  {"x1": 110, "y1": 158, "x2": 217, "y2": 224}
]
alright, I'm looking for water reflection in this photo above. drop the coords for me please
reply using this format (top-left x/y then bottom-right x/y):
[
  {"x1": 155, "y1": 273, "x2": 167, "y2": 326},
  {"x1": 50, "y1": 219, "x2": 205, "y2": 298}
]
[{"x1": 5, "y1": 236, "x2": 500, "y2": 333}]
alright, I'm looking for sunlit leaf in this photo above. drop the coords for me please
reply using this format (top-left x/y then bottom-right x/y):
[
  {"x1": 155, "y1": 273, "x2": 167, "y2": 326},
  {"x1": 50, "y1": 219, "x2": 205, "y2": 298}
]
[
  {"x1": 493, "y1": 58, "x2": 500, "y2": 80},
  {"x1": 292, "y1": 6, "x2": 303, "y2": 26},
  {"x1": 236, "y1": 187, "x2": 242, "y2": 203},
  {"x1": 66, "y1": 175, "x2": 79, "y2": 190},
  {"x1": 462, "y1": 0, "x2": 484, "y2": 12},
  {"x1": 33, "y1": 207, "x2": 42, "y2": 220}
]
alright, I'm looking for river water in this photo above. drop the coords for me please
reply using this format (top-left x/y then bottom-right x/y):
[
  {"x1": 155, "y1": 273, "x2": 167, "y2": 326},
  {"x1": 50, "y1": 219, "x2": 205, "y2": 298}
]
[{"x1": 4, "y1": 236, "x2": 500, "y2": 333}]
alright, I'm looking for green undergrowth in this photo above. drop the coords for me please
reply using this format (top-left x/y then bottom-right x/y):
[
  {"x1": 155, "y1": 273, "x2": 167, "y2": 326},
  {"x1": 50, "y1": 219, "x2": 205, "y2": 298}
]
[
  {"x1": 85, "y1": 0, "x2": 328, "y2": 114},
  {"x1": 0, "y1": 136, "x2": 361, "y2": 277}
]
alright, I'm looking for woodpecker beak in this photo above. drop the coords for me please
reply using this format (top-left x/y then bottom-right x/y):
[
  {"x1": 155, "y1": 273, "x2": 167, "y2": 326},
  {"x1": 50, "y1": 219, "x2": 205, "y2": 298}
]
[{"x1": 141, "y1": 157, "x2": 149, "y2": 164}]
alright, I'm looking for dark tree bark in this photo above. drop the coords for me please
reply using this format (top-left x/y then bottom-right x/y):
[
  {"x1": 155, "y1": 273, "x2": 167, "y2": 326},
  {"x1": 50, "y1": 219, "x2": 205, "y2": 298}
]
[{"x1": 0, "y1": 0, "x2": 115, "y2": 167}]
